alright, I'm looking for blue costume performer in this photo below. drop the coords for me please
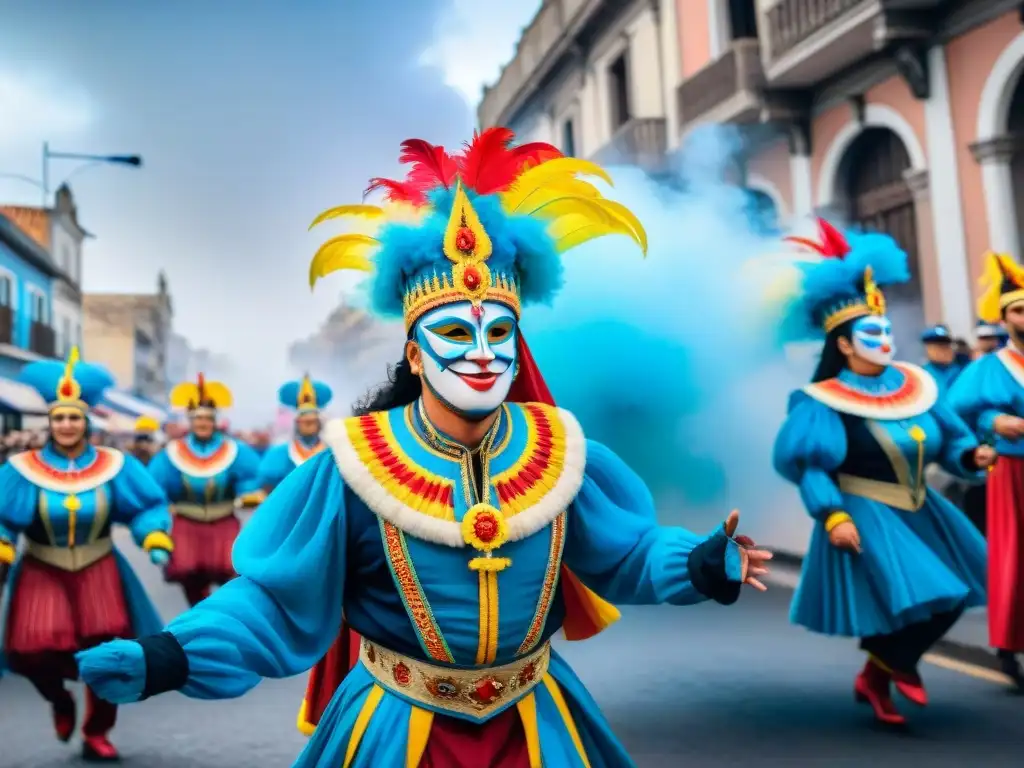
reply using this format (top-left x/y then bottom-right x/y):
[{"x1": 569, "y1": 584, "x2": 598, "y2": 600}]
[
  {"x1": 771, "y1": 220, "x2": 991, "y2": 726},
  {"x1": 0, "y1": 349, "x2": 172, "y2": 761},
  {"x1": 148, "y1": 374, "x2": 262, "y2": 607},
  {"x1": 921, "y1": 324, "x2": 962, "y2": 397},
  {"x1": 948, "y1": 252, "x2": 1024, "y2": 687},
  {"x1": 258, "y1": 374, "x2": 333, "y2": 492},
  {"x1": 130, "y1": 414, "x2": 161, "y2": 466},
  {"x1": 77, "y1": 129, "x2": 771, "y2": 768},
  {"x1": 976, "y1": 317, "x2": 1009, "y2": 355}
]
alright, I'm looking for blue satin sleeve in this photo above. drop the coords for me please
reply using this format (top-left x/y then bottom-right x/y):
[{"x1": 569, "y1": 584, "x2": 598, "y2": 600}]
[
  {"x1": 110, "y1": 453, "x2": 172, "y2": 547},
  {"x1": 256, "y1": 444, "x2": 292, "y2": 491},
  {"x1": 930, "y1": 401, "x2": 983, "y2": 480},
  {"x1": 562, "y1": 440, "x2": 743, "y2": 606},
  {"x1": 230, "y1": 440, "x2": 263, "y2": 495},
  {"x1": 773, "y1": 391, "x2": 847, "y2": 521},
  {"x1": 948, "y1": 355, "x2": 1010, "y2": 437},
  {"x1": 165, "y1": 450, "x2": 345, "y2": 699},
  {"x1": 0, "y1": 463, "x2": 36, "y2": 542}
]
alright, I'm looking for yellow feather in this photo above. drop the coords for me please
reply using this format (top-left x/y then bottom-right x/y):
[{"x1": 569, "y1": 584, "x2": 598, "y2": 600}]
[
  {"x1": 500, "y1": 178, "x2": 600, "y2": 213},
  {"x1": 308, "y1": 234, "x2": 378, "y2": 289},
  {"x1": 308, "y1": 205, "x2": 385, "y2": 230},
  {"x1": 501, "y1": 158, "x2": 613, "y2": 212},
  {"x1": 592, "y1": 199, "x2": 648, "y2": 255},
  {"x1": 169, "y1": 383, "x2": 199, "y2": 409},
  {"x1": 204, "y1": 381, "x2": 233, "y2": 408},
  {"x1": 979, "y1": 251, "x2": 1009, "y2": 323},
  {"x1": 553, "y1": 223, "x2": 634, "y2": 254}
]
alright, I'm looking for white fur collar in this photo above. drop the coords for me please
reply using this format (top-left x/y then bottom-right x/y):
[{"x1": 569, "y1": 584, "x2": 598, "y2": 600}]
[{"x1": 323, "y1": 403, "x2": 587, "y2": 547}]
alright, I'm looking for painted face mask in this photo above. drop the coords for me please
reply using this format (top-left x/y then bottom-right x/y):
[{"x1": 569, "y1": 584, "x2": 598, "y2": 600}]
[
  {"x1": 415, "y1": 300, "x2": 518, "y2": 420},
  {"x1": 851, "y1": 315, "x2": 895, "y2": 366}
]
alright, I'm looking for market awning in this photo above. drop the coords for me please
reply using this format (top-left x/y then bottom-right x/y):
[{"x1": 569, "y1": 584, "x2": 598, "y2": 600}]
[
  {"x1": 101, "y1": 390, "x2": 168, "y2": 420},
  {"x1": 0, "y1": 376, "x2": 48, "y2": 414}
]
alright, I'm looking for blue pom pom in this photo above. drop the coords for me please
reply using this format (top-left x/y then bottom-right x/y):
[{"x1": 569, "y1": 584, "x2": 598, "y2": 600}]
[{"x1": 76, "y1": 639, "x2": 147, "y2": 704}]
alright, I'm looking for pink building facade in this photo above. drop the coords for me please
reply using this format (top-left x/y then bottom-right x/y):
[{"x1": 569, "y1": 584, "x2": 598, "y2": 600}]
[{"x1": 677, "y1": 2, "x2": 1024, "y2": 344}]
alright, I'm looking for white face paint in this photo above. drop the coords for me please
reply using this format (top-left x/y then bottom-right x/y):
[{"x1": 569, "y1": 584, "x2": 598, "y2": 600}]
[
  {"x1": 851, "y1": 315, "x2": 895, "y2": 366},
  {"x1": 414, "y1": 300, "x2": 518, "y2": 420}
]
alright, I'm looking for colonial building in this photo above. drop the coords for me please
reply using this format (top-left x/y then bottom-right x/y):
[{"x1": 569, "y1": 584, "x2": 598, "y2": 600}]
[
  {"x1": 0, "y1": 184, "x2": 89, "y2": 359},
  {"x1": 0, "y1": 211, "x2": 61, "y2": 379},
  {"x1": 482, "y1": 0, "x2": 1024, "y2": 353},
  {"x1": 82, "y1": 272, "x2": 173, "y2": 402},
  {"x1": 478, "y1": 0, "x2": 679, "y2": 173}
]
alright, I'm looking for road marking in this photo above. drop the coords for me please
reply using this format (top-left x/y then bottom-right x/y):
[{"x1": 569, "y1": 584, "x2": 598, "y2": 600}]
[{"x1": 922, "y1": 652, "x2": 1011, "y2": 686}]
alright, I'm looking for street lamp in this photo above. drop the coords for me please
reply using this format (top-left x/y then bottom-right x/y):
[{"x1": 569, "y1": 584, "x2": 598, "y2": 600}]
[{"x1": 40, "y1": 142, "x2": 143, "y2": 206}]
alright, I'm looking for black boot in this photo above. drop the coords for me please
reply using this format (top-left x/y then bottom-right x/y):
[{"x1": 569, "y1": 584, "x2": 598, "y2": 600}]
[{"x1": 997, "y1": 650, "x2": 1024, "y2": 691}]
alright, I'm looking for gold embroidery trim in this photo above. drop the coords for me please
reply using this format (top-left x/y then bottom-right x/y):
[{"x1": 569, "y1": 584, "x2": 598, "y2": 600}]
[
  {"x1": 359, "y1": 638, "x2": 549, "y2": 722},
  {"x1": 380, "y1": 520, "x2": 454, "y2": 663},
  {"x1": 517, "y1": 513, "x2": 566, "y2": 655},
  {"x1": 837, "y1": 474, "x2": 925, "y2": 512}
]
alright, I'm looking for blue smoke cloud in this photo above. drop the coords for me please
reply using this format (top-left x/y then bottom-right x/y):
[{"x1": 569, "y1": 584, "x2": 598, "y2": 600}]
[{"x1": 522, "y1": 125, "x2": 814, "y2": 547}]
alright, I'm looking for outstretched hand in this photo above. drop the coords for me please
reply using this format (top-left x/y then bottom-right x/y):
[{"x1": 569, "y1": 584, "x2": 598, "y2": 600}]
[{"x1": 725, "y1": 510, "x2": 773, "y2": 592}]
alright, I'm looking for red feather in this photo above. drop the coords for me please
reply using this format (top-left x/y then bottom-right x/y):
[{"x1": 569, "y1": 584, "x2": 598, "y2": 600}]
[
  {"x1": 457, "y1": 127, "x2": 522, "y2": 195},
  {"x1": 510, "y1": 141, "x2": 562, "y2": 173},
  {"x1": 817, "y1": 219, "x2": 851, "y2": 258},
  {"x1": 398, "y1": 139, "x2": 458, "y2": 190},
  {"x1": 364, "y1": 177, "x2": 428, "y2": 206}
]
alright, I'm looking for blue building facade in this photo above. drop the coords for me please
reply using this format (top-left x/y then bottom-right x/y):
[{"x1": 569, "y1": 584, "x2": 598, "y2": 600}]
[{"x1": 0, "y1": 212, "x2": 59, "y2": 379}]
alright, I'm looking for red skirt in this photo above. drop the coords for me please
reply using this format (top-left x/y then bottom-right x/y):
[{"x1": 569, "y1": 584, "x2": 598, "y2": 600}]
[
  {"x1": 5, "y1": 554, "x2": 132, "y2": 657},
  {"x1": 421, "y1": 708, "x2": 530, "y2": 768},
  {"x1": 986, "y1": 454, "x2": 1024, "y2": 650},
  {"x1": 164, "y1": 514, "x2": 240, "y2": 584}
]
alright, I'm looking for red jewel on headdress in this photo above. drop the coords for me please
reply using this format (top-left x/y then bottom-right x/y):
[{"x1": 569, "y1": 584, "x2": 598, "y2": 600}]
[
  {"x1": 455, "y1": 227, "x2": 475, "y2": 253},
  {"x1": 462, "y1": 265, "x2": 481, "y2": 290},
  {"x1": 59, "y1": 380, "x2": 73, "y2": 398}
]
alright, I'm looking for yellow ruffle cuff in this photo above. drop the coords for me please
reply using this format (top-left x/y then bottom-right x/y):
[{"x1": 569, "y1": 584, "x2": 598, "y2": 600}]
[
  {"x1": 142, "y1": 531, "x2": 174, "y2": 553},
  {"x1": 236, "y1": 490, "x2": 267, "y2": 509},
  {"x1": 824, "y1": 512, "x2": 852, "y2": 532},
  {"x1": 0, "y1": 539, "x2": 15, "y2": 565}
]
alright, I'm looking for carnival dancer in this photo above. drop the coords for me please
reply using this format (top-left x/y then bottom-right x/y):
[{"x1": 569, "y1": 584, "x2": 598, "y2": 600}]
[
  {"x1": 258, "y1": 375, "x2": 332, "y2": 493},
  {"x1": 976, "y1": 318, "x2": 1009, "y2": 356},
  {"x1": 948, "y1": 252, "x2": 1024, "y2": 688},
  {"x1": 77, "y1": 129, "x2": 772, "y2": 768},
  {"x1": 130, "y1": 415, "x2": 160, "y2": 466},
  {"x1": 772, "y1": 220, "x2": 992, "y2": 726},
  {"x1": 147, "y1": 375, "x2": 262, "y2": 607},
  {"x1": 921, "y1": 324, "x2": 962, "y2": 397},
  {"x1": 0, "y1": 348, "x2": 172, "y2": 761}
]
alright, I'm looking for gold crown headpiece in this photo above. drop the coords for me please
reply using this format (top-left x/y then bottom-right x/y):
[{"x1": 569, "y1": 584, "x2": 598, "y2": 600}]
[
  {"x1": 169, "y1": 373, "x2": 233, "y2": 414},
  {"x1": 306, "y1": 129, "x2": 648, "y2": 333},
  {"x1": 52, "y1": 346, "x2": 87, "y2": 413},
  {"x1": 297, "y1": 374, "x2": 319, "y2": 412}
]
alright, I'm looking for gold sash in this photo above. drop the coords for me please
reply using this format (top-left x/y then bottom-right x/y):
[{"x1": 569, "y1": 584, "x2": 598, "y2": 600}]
[
  {"x1": 26, "y1": 538, "x2": 113, "y2": 572},
  {"x1": 837, "y1": 473, "x2": 925, "y2": 512},
  {"x1": 173, "y1": 501, "x2": 236, "y2": 523}
]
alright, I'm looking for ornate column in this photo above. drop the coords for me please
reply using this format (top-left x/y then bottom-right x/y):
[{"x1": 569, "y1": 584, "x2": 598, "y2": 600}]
[
  {"x1": 903, "y1": 169, "x2": 943, "y2": 326},
  {"x1": 970, "y1": 135, "x2": 1020, "y2": 259}
]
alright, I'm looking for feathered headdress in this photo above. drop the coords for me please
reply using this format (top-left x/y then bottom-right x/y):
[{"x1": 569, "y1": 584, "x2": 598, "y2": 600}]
[
  {"x1": 169, "y1": 373, "x2": 232, "y2": 415},
  {"x1": 278, "y1": 374, "x2": 332, "y2": 414},
  {"x1": 765, "y1": 218, "x2": 910, "y2": 340},
  {"x1": 978, "y1": 251, "x2": 1024, "y2": 323},
  {"x1": 308, "y1": 127, "x2": 647, "y2": 332},
  {"x1": 18, "y1": 346, "x2": 113, "y2": 414}
]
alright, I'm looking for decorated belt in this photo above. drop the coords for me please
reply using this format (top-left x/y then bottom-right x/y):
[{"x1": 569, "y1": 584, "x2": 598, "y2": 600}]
[
  {"x1": 173, "y1": 501, "x2": 235, "y2": 522},
  {"x1": 359, "y1": 638, "x2": 550, "y2": 721},
  {"x1": 837, "y1": 473, "x2": 925, "y2": 512},
  {"x1": 26, "y1": 538, "x2": 113, "y2": 572}
]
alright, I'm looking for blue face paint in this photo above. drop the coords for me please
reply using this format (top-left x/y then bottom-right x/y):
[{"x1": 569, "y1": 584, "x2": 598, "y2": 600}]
[
  {"x1": 414, "y1": 300, "x2": 518, "y2": 420},
  {"x1": 851, "y1": 315, "x2": 895, "y2": 366}
]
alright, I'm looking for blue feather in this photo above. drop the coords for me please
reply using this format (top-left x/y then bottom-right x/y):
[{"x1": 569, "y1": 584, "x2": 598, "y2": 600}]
[
  {"x1": 18, "y1": 360, "x2": 115, "y2": 407},
  {"x1": 278, "y1": 379, "x2": 333, "y2": 409},
  {"x1": 786, "y1": 228, "x2": 910, "y2": 339},
  {"x1": 366, "y1": 189, "x2": 563, "y2": 319}
]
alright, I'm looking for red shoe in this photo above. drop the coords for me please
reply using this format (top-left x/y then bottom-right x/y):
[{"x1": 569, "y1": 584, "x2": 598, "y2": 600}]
[
  {"x1": 52, "y1": 699, "x2": 76, "y2": 742},
  {"x1": 892, "y1": 670, "x2": 928, "y2": 706},
  {"x1": 854, "y1": 661, "x2": 906, "y2": 726},
  {"x1": 82, "y1": 735, "x2": 121, "y2": 762}
]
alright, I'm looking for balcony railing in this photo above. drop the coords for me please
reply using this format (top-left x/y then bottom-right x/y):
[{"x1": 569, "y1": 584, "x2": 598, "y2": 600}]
[
  {"x1": 592, "y1": 118, "x2": 668, "y2": 174},
  {"x1": 678, "y1": 39, "x2": 765, "y2": 129},
  {"x1": 0, "y1": 305, "x2": 12, "y2": 345},
  {"x1": 30, "y1": 321, "x2": 56, "y2": 358},
  {"x1": 765, "y1": 0, "x2": 867, "y2": 60}
]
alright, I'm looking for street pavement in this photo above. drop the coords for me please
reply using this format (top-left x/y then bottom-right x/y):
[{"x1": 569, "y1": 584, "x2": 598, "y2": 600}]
[{"x1": 1, "y1": 533, "x2": 1022, "y2": 767}]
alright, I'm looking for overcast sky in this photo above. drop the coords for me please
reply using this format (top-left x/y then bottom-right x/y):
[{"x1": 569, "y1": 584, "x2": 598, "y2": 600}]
[{"x1": 0, "y1": 0, "x2": 540, "y2": 424}]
